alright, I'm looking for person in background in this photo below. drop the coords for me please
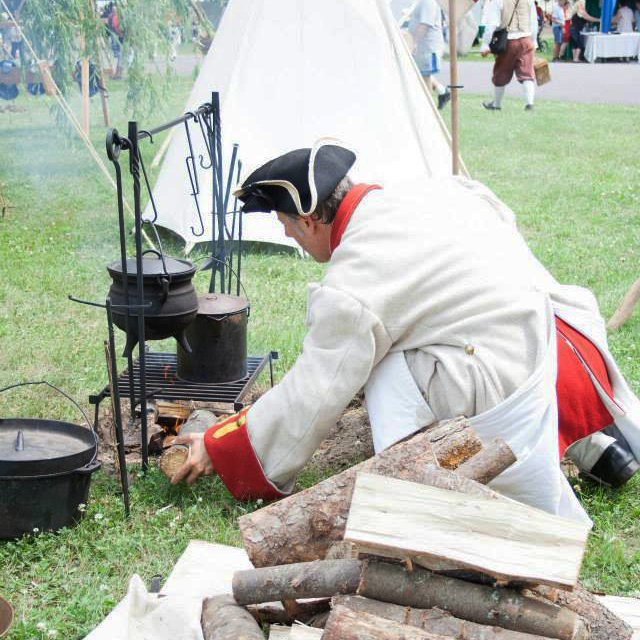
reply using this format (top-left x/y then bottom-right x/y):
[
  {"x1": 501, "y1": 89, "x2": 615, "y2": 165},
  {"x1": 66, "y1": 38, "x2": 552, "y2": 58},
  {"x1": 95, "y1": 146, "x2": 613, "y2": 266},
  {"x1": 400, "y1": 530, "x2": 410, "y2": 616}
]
[
  {"x1": 570, "y1": 0, "x2": 599, "y2": 62},
  {"x1": 612, "y1": 1, "x2": 635, "y2": 32},
  {"x1": 480, "y1": 0, "x2": 538, "y2": 111},
  {"x1": 408, "y1": 0, "x2": 451, "y2": 110},
  {"x1": 635, "y1": 0, "x2": 640, "y2": 30},
  {"x1": 552, "y1": 0, "x2": 569, "y2": 60}
]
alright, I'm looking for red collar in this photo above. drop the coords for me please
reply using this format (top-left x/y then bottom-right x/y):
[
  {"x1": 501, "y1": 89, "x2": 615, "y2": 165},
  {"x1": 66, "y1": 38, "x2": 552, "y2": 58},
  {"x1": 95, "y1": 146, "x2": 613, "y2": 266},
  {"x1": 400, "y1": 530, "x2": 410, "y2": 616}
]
[{"x1": 329, "y1": 184, "x2": 382, "y2": 254}]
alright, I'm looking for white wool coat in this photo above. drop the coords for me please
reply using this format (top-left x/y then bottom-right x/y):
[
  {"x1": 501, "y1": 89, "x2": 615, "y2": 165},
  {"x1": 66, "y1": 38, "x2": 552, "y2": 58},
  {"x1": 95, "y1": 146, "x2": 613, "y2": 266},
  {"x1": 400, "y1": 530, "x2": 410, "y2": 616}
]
[{"x1": 246, "y1": 176, "x2": 640, "y2": 519}]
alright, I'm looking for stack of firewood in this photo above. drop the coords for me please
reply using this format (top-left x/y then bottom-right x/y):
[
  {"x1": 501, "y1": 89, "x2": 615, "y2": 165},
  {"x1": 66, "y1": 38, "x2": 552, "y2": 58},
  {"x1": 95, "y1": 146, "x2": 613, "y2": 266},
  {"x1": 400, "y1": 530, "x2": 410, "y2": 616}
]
[{"x1": 200, "y1": 419, "x2": 633, "y2": 640}]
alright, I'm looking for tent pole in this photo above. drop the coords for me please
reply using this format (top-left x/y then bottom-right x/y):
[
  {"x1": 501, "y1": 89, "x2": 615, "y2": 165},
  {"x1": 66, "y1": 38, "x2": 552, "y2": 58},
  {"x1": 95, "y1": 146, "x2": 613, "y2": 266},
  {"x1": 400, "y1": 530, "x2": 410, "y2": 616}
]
[{"x1": 448, "y1": 0, "x2": 460, "y2": 175}]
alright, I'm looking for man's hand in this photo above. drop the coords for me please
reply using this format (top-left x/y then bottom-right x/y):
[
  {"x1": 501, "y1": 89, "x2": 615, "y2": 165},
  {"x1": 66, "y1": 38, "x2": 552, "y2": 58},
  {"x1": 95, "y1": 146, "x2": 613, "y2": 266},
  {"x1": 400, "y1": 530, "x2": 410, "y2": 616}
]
[
  {"x1": 170, "y1": 433, "x2": 215, "y2": 485},
  {"x1": 481, "y1": 50, "x2": 491, "y2": 57}
]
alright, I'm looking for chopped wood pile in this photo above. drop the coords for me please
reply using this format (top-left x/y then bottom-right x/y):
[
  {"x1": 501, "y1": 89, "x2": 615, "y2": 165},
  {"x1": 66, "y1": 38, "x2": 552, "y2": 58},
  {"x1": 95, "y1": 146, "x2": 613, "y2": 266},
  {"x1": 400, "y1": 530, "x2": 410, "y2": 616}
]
[{"x1": 200, "y1": 418, "x2": 634, "y2": 640}]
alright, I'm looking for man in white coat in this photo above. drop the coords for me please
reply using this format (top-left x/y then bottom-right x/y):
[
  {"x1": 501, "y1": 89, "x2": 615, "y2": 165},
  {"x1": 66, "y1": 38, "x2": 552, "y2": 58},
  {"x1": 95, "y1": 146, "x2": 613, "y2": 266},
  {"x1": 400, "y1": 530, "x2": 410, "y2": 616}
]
[{"x1": 171, "y1": 141, "x2": 640, "y2": 523}]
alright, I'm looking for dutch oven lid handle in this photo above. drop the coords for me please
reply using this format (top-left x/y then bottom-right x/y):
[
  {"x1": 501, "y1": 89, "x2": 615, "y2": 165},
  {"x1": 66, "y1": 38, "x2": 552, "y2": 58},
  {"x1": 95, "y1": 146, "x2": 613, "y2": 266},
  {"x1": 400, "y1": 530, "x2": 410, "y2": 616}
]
[
  {"x1": 141, "y1": 248, "x2": 172, "y2": 280},
  {"x1": 0, "y1": 381, "x2": 99, "y2": 464}
]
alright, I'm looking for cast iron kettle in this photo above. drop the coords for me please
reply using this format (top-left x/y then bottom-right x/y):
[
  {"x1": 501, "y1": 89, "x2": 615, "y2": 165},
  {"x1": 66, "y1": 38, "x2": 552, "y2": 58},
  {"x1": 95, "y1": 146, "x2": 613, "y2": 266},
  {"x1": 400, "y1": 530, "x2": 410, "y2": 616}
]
[
  {"x1": 0, "y1": 382, "x2": 100, "y2": 540},
  {"x1": 107, "y1": 249, "x2": 198, "y2": 357}
]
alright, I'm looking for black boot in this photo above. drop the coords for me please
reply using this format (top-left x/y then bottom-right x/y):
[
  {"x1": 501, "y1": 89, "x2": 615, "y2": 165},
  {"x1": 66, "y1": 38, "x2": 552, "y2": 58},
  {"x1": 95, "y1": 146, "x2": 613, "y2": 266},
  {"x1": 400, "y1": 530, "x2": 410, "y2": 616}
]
[{"x1": 586, "y1": 441, "x2": 640, "y2": 488}]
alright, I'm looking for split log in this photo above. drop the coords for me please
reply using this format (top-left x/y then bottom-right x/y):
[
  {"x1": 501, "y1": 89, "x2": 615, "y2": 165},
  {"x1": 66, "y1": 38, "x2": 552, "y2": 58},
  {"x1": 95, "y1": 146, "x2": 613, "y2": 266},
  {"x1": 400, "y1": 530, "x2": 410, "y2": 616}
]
[
  {"x1": 323, "y1": 605, "x2": 451, "y2": 640},
  {"x1": 607, "y1": 277, "x2": 640, "y2": 331},
  {"x1": 345, "y1": 473, "x2": 590, "y2": 590},
  {"x1": 201, "y1": 595, "x2": 263, "y2": 640},
  {"x1": 555, "y1": 585, "x2": 633, "y2": 640},
  {"x1": 455, "y1": 437, "x2": 516, "y2": 484},
  {"x1": 333, "y1": 595, "x2": 552, "y2": 640},
  {"x1": 290, "y1": 625, "x2": 324, "y2": 639},
  {"x1": 357, "y1": 561, "x2": 588, "y2": 640},
  {"x1": 269, "y1": 626, "x2": 291, "y2": 639},
  {"x1": 232, "y1": 559, "x2": 362, "y2": 605},
  {"x1": 239, "y1": 420, "x2": 491, "y2": 567}
]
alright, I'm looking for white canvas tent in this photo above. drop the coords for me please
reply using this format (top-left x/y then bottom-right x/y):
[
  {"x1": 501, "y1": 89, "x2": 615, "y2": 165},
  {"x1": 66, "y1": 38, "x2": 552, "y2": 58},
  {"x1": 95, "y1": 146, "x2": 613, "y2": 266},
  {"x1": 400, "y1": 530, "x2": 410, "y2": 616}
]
[{"x1": 148, "y1": 0, "x2": 463, "y2": 249}]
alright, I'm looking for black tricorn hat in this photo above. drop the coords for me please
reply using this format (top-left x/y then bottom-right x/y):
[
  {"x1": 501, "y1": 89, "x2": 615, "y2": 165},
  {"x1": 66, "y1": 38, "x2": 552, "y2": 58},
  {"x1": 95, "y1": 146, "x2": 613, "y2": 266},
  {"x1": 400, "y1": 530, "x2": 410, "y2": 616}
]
[{"x1": 233, "y1": 139, "x2": 356, "y2": 216}]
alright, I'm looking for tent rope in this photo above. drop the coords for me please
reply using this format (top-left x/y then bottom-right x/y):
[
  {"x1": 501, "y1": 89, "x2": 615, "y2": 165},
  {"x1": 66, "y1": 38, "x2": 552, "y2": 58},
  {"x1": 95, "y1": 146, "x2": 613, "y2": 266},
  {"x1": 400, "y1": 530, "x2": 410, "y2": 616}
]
[{"x1": 0, "y1": 0, "x2": 156, "y2": 249}]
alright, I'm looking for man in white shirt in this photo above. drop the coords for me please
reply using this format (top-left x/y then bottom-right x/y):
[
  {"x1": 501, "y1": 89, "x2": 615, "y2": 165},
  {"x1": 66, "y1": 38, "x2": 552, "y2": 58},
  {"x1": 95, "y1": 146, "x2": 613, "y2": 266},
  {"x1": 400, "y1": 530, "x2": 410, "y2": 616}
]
[
  {"x1": 408, "y1": 0, "x2": 451, "y2": 110},
  {"x1": 480, "y1": 0, "x2": 538, "y2": 110}
]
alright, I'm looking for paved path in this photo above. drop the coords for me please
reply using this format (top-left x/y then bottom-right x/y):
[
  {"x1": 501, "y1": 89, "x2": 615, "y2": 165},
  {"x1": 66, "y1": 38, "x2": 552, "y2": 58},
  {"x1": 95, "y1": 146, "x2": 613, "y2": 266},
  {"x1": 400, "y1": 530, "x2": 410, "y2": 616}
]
[
  {"x1": 165, "y1": 53, "x2": 640, "y2": 106},
  {"x1": 441, "y1": 59, "x2": 640, "y2": 105}
]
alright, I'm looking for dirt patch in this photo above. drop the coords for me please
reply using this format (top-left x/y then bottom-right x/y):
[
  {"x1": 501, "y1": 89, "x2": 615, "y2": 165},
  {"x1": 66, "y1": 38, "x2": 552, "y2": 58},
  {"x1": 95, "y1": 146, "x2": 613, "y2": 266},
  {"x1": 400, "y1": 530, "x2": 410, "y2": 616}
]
[
  {"x1": 94, "y1": 389, "x2": 373, "y2": 477},
  {"x1": 306, "y1": 401, "x2": 374, "y2": 474}
]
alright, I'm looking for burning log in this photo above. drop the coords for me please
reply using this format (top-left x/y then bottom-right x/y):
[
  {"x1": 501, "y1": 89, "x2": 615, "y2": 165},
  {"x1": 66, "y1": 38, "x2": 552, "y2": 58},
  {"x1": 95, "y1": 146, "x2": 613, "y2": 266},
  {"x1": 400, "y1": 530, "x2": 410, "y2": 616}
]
[
  {"x1": 239, "y1": 420, "x2": 490, "y2": 568},
  {"x1": 200, "y1": 595, "x2": 263, "y2": 640},
  {"x1": 357, "y1": 561, "x2": 588, "y2": 640},
  {"x1": 332, "y1": 595, "x2": 553, "y2": 640},
  {"x1": 232, "y1": 559, "x2": 362, "y2": 605},
  {"x1": 323, "y1": 605, "x2": 450, "y2": 640}
]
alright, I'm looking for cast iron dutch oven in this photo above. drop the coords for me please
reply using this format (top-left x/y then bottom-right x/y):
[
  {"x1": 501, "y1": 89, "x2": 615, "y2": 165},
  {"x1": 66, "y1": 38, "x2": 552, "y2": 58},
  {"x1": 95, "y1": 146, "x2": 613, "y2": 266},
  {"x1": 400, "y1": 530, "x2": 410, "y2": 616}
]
[
  {"x1": 0, "y1": 382, "x2": 100, "y2": 540},
  {"x1": 107, "y1": 249, "x2": 198, "y2": 358}
]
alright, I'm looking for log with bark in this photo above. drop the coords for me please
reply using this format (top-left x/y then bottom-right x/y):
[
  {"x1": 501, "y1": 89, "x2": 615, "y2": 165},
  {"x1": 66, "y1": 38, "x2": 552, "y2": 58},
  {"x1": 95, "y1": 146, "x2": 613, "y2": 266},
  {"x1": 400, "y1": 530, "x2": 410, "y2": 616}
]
[
  {"x1": 455, "y1": 436, "x2": 517, "y2": 484},
  {"x1": 323, "y1": 605, "x2": 452, "y2": 640},
  {"x1": 281, "y1": 598, "x2": 331, "y2": 622},
  {"x1": 357, "y1": 561, "x2": 588, "y2": 640},
  {"x1": 554, "y1": 584, "x2": 633, "y2": 640},
  {"x1": 159, "y1": 409, "x2": 216, "y2": 479},
  {"x1": 239, "y1": 419, "x2": 490, "y2": 567},
  {"x1": 332, "y1": 595, "x2": 553, "y2": 640},
  {"x1": 232, "y1": 559, "x2": 362, "y2": 605},
  {"x1": 200, "y1": 595, "x2": 264, "y2": 640}
]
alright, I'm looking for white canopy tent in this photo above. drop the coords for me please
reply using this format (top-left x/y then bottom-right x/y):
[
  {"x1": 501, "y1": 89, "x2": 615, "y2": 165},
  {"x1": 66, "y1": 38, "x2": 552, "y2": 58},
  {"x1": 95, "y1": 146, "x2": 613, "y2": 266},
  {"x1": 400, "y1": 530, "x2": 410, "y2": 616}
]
[{"x1": 148, "y1": 0, "x2": 463, "y2": 249}]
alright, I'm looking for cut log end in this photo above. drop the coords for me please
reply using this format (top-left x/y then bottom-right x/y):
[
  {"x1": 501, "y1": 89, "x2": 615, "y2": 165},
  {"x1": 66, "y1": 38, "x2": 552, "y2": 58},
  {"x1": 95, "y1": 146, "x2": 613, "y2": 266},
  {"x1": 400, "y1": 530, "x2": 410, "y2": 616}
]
[{"x1": 159, "y1": 445, "x2": 189, "y2": 479}]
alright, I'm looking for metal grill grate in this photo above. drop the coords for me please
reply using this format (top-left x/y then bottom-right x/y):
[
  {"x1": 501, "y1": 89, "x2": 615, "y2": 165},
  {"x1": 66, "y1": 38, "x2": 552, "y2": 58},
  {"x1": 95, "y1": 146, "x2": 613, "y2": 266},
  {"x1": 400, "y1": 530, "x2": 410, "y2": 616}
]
[{"x1": 91, "y1": 352, "x2": 277, "y2": 411}]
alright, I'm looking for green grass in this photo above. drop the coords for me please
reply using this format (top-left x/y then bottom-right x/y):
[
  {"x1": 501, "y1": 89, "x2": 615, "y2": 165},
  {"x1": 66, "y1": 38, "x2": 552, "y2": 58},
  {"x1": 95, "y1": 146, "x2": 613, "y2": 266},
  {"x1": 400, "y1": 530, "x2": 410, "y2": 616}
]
[{"x1": 1, "y1": 75, "x2": 640, "y2": 638}]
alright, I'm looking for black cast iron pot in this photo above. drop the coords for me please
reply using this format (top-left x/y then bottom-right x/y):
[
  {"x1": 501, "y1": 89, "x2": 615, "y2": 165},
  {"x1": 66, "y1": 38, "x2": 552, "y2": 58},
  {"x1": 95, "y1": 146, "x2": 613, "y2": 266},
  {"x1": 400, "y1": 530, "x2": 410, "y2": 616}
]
[
  {"x1": 0, "y1": 382, "x2": 100, "y2": 540},
  {"x1": 107, "y1": 249, "x2": 198, "y2": 357},
  {"x1": 177, "y1": 293, "x2": 249, "y2": 383}
]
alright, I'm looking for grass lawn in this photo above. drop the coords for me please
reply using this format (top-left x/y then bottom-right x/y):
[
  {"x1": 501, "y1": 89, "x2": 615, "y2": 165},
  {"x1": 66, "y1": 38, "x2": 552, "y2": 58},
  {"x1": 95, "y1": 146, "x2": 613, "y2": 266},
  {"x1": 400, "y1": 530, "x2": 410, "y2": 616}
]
[{"x1": 1, "y1": 72, "x2": 639, "y2": 639}]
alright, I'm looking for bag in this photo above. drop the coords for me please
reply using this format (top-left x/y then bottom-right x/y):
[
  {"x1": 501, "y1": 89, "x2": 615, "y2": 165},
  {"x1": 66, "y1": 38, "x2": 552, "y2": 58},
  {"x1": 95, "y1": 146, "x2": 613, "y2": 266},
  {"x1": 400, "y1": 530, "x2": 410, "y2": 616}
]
[
  {"x1": 534, "y1": 57, "x2": 551, "y2": 85},
  {"x1": 489, "y1": 0, "x2": 522, "y2": 54},
  {"x1": 489, "y1": 27, "x2": 509, "y2": 53}
]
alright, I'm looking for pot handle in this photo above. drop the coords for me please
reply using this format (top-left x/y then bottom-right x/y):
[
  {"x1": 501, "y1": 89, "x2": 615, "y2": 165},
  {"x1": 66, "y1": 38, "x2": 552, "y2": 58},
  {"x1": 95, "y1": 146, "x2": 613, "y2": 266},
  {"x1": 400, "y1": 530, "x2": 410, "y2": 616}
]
[
  {"x1": 142, "y1": 248, "x2": 171, "y2": 279},
  {"x1": 159, "y1": 276, "x2": 170, "y2": 304},
  {"x1": 76, "y1": 460, "x2": 102, "y2": 475},
  {"x1": 0, "y1": 381, "x2": 99, "y2": 463}
]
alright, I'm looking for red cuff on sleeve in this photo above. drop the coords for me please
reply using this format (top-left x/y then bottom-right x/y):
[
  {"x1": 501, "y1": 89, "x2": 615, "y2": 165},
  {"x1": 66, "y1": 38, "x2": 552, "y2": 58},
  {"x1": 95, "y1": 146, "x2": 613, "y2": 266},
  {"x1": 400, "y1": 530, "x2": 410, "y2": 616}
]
[{"x1": 203, "y1": 408, "x2": 286, "y2": 502}]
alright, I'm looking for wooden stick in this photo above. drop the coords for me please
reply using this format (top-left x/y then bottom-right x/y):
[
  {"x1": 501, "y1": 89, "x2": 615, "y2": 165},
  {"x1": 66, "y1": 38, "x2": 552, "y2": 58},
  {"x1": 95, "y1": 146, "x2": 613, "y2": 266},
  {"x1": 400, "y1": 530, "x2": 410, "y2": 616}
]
[
  {"x1": 333, "y1": 595, "x2": 553, "y2": 640},
  {"x1": 555, "y1": 585, "x2": 633, "y2": 640},
  {"x1": 455, "y1": 436, "x2": 516, "y2": 484},
  {"x1": 200, "y1": 595, "x2": 263, "y2": 640},
  {"x1": 357, "y1": 561, "x2": 588, "y2": 640},
  {"x1": 607, "y1": 278, "x2": 640, "y2": 331},
  {"x1": 81, "y1": 58, "x2": 90, "y2": 135},
  {"x1": 448, "y1": 0, "x2": 460, "y2": 175},
  {"x1": 103, "y1": 340, "x2": 121, "y2": 480},
  {"x1": 239, "y1": 420, "x2": 485, "y2": 568},
  {"x1": 232, "y1": 559, "x2": 362, "y2": 605},
  {"x1": 323, "y1": 605, "x2": 451, "y2": 640}
]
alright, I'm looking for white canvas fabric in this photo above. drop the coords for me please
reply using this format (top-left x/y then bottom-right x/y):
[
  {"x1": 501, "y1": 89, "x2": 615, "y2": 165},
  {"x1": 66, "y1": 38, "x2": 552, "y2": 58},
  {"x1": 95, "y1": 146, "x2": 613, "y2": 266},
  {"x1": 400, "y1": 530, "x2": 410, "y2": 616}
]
[{"x1": 147, "y1": 0, "x2": 458, "y2": 247}]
